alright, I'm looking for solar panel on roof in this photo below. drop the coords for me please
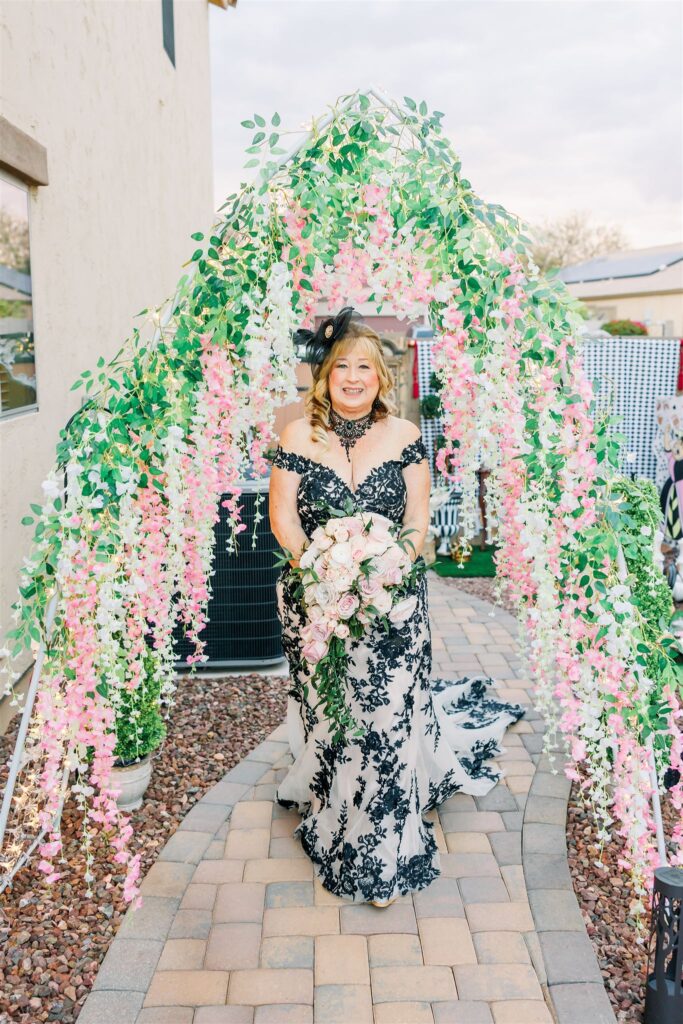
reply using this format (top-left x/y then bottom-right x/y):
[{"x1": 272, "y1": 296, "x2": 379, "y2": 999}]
[{"x1": 559, "y1": 247, "x2": 683, "y2": 284}]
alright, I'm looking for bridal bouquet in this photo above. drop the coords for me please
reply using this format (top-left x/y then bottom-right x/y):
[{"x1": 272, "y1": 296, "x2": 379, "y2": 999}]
[{"x1": 277, "y1": 507, "x2": 426, "y2": 744}]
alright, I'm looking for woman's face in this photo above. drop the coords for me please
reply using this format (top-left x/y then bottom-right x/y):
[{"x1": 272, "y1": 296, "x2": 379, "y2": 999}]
[{"x1": 327, "y1": 342, "x2": 380, "y2": 419}]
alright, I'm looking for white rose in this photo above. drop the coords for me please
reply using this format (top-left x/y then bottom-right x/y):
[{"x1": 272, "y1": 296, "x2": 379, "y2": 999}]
[
  {"x1": 312, "y1": 582, "x2": 338, "y2": 609},
  {"x1": 330, "y1": 541, "x2": 354, "y2": 568},
  {"x1": 299, "y1": 545, "x2": 316, "y2": 570},
  {"x1": 364, "y1": 537, "x2": 392, "y2": 558}
]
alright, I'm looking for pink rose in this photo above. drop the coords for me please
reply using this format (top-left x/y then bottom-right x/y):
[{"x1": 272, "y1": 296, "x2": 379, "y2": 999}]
[
  {"x1": 302, "y1": 639, "x2": 328, "y2": 664},
  {"x1": 346, "y1": 518, "x2": 363, "y2": 537},
  {"x1": 359, "y1": 576, "x2": 381, "y2": 599},
  {"x1": 334, "y1": 622, "x2": 350, "y2": 639},
  {"x1": 311, "y1": 619, "x2": 334, "y2": 643},
  {"x1": 377, "y1": 545, "x2": 404, "y2": 570},
  {"x1": 338, "y1": 593, "x2": 360, "y2": 620},
  {"x1": 350, "y1": 536, "x2": 368, "y2": 562}
]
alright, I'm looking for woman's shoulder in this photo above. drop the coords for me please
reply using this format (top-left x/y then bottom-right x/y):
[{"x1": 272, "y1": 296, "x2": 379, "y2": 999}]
[
  {"x1": 385, "y1": 415, "x2": 422, "y2": 446},
  {"x1": 271, "y1": 419, "x2": 314, "y2": 475},
  {"x1": 384, "y1": 416, "x2": 427, "y2": 467},
  {"x1": 278, "y1": 417, "x2": 312, "y2": 454}
]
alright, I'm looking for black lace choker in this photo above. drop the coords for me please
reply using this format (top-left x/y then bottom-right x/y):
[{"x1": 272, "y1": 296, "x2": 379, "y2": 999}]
[{"x1": 329, "y1": 407, "x2": 374, "y2": 461}]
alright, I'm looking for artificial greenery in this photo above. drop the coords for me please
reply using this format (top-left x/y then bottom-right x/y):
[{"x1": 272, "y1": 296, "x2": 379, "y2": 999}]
[
  {"x1": 420, "y1": 393, "x2": 443, "y2": 419},
  {"x1": 6, "y1": 87, "x2": 682, "y2": 899},
  {"x1": 112, "y1": 648, "x2": 166, "y2": 765},
  {"x1": 611, "y1": 477, "x2": 676, "y2": 751},
  {"x1": 113, "y1": 662, "x2": 166, "y2": 765},
  {"x1": 429, "y1": 370, "x2": 444, "y2": 393}
]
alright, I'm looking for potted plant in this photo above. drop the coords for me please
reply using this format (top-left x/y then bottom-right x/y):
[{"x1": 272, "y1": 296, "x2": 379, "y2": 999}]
[{"x1": 106, "y1": 647, "x2": 166, "y2": 810}]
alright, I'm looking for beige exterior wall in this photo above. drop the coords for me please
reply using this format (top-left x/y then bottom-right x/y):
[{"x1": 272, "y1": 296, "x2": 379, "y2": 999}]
[
  {"x1": 0, "y1": 0, "x2": 216, "y2": 720},
  {"x1": 564, "y1": 259, "x2": 683, "y2": 336},
  {"x1": 570, "y1": 291, "x2": 683, "y2": 337}
]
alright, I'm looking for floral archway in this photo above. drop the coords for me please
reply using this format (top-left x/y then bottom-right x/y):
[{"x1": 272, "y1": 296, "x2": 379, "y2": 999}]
[{"x1": 1, "y1": 88, "x2": 680, "y2": 913}]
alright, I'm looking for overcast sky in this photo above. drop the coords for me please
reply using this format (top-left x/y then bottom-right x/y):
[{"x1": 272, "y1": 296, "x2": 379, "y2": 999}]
[{"x1": 208, "y1": 0, "x2": 682, "y2": 251}]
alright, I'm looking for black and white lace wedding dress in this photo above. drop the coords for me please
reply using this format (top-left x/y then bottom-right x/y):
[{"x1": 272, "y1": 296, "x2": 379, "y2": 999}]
[{"x1": 272, "y1": 436, "x2": 525, "y2": 904}]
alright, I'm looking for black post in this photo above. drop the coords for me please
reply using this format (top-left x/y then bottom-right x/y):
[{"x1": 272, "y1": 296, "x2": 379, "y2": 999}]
[{"x1": 645, "y1": 865, "x2": 683, "y2": 1023}]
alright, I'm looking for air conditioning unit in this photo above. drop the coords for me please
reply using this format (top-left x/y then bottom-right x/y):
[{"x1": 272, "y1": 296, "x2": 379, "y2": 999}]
[{"x1": 173, "y1": 476, "x2": 284, "y2": 668}]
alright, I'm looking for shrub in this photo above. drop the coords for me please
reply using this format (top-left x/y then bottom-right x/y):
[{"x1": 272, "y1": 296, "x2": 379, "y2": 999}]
[{"x1": 601, "y1": 319, "x2": 648, "y2": 336}]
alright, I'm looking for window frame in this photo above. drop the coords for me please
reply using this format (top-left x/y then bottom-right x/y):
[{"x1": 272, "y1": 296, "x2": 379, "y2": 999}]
[{"x1": 0, "y1": 167, "x2": 38, "y2": 421}]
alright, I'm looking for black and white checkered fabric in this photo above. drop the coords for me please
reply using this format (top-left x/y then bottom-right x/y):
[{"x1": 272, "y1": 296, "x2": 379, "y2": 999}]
[{"x1": 581, "y1": 336, "x2": 680, "y2": 483}]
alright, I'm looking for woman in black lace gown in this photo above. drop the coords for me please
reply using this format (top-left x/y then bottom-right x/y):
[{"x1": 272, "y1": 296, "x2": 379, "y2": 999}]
[{"x1": 268, "y1": 308, "x2": 525, "y2": 906}]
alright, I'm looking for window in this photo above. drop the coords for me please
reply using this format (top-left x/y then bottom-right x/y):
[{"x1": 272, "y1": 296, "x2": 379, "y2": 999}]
[
  {"x1": 0, "y1": 172, "x2": 36, "y2": 418},
  {"x1": 162, "y1": 0, "x2": 175, "y2": 67}
]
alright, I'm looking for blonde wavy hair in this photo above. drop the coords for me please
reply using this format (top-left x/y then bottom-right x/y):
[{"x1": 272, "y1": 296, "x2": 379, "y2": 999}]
[{"x1": 303, "y1": 321, "x2": 398, "y2": 450}]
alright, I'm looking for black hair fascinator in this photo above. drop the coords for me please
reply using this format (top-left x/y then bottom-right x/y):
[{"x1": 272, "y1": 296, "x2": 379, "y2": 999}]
[{"x1": 294, "y1": 306, "x2": 363, "y2": 366}]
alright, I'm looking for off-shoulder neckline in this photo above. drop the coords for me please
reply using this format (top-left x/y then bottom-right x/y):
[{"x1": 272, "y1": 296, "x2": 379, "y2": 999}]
[{"x1": 274, "y1": 437, "x2": 425, "y2": 497}]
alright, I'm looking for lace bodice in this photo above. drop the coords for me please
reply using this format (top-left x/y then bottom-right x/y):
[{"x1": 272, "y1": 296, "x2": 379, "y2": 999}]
[{"x1": 272, "y1": 437, "x2": 429, "y2": 537}]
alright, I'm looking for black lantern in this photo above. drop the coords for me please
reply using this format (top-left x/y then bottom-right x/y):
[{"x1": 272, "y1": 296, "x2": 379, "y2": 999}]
[{"x1": 645, "y1": 865, "x2": 683, "y2": 1024}]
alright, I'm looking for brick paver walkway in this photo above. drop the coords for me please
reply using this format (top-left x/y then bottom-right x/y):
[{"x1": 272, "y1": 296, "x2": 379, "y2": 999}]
[{"x1": 84, "y1": 575, "x2": 562, "y2": 1024}]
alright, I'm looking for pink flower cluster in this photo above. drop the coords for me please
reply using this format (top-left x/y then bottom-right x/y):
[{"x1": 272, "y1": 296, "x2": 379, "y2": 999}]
[{"x1": 297, "y1": 513, "x2": 418, "y2": 667}]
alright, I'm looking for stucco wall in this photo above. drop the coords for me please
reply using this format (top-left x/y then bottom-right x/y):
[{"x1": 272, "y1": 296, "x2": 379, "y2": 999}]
[
  {"x1": 564, "y1": 259, "x2": 683, "y2": 335},
  {"x1": 572, "y1": 291, "x2": 683, "y2": 336},
  {"x1": 0, "y1": 0, "x2": 216, "y2": 717}
]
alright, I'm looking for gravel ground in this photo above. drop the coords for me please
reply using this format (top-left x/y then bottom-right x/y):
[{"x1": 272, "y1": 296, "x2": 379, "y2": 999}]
[
  {"x1": 566, "y1": 786, "x2": 679, "y2": 1022},
  {"x1": 0, "y1": 671, "x2": 288, "y2": 1024}
]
